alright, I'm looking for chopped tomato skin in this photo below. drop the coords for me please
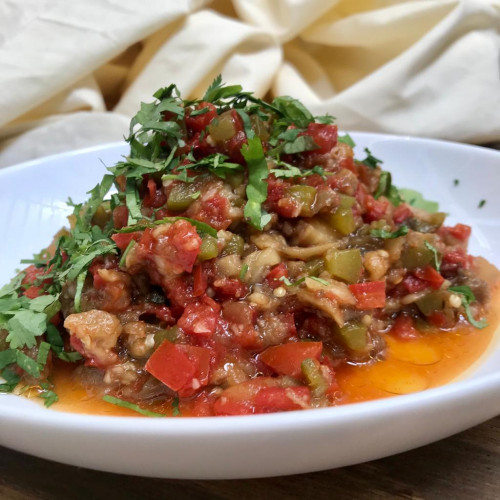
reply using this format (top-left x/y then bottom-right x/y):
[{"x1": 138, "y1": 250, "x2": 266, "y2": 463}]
[
  {"x1": 259, "y1": 342, "x2": 323, "y2": 378},
  {"x1": 414, "y1": 266, "x2": 445, "y2": 290},
  {"x1": 193, "y1": 264, "x2": 207, "y2": 297},
  {"x1": 349, "y1": 281, "x2": 386, "y2": 309}
]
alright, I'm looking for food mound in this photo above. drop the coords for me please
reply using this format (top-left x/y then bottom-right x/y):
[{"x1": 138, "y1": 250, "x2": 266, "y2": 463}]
[{"x1": 0, "y1": 77, "x2": 490, "y2": 417}]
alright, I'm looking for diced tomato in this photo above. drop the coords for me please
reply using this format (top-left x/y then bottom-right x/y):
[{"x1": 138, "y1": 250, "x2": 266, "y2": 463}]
[
  {"x1": 164, "y1": 276, "x2": 195, "y2": 310},
  {"x1": 213, "y1": 378, "x2": 277, "y2": 416},
  {"x1": 401, "y1": 274, "x2": 428, "y2": 294},
  {"x1": 177, "y1": 301, "x2": 219, "y2": 338},
  {"x1": 440, "y1": 223, "x2": 471, "y2": 242},
  {"x1": 142, "y1": 178, "x2": 167, "y2": 209},
  {"x1": 22, "y1": 265, "x2": 52, "y2": 298},
  {"x1": 259, "y1": 342, "x2": 323, "y2": 378},
  {"x1": 213, "y1": 277, "x2": 248, "y2": 300},
  {"x1": 112, "y1": 205, "x2": 129, "y2": 229},
  {"x1": 145, "y1": 341, "x2": 211, "y2": 397},
  {"x1": 393, "y1": 204, "x2": 412, "y2": 224},
  {"x1": 254, "y1": 386, "x2": 310, "y2": 413},
  {"x1": 427, "y1": 311, "x2": 449, "y2": 328},
  {"x1": 349, "y1": 281, "x2": 386, "y2": 309},
  {"x1": 188, "y1": 194, "x2": 232, "y2": 230},
  {"x1": 265, "y1": 263, "x2": 288, "y2": 289},
  {"x1": 364, "y1": 195, "x2": 389, "y2": 223},
  {"x1": 185, "y1": 102, "x2": 217, "y2": 133},
  {"x1": 111, "y1": 232, "x2": 142, "y2": 251},
  {"x1": 302, "y1": 123, "x2": 338, "y2": 154},
  {"x1": 414, "y1": 266, "x2": 445, "y2": 290},
  {"x1": 440, "y1": 248, "x2": 472, "y2": 276},
  {"x1": 266, "y1": 175, "x2": 289, "y2": 209},
  {"x1": 137, "y1": 219, "x2": 202, "y2": 275},
  {"x1": 390, "y1": 315, "x2": 419, "y2": 340}
]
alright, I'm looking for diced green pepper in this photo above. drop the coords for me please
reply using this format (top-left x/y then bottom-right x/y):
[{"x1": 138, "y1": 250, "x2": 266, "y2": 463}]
[
  {"x1": 336, "y1": 322, "x2": 367, "y2": 351},
  {"x1": 288, "y1": 185, "x2": 317, "y2": 216},
  {"x1": 208, "y1": 112, "x2": 236, "y2": 142},
  {"x1": 167, "y1": 183, "x2": 196, "y2": 212},
  {"x1": 324, "y1": 248, "x2": 362, "y2": 283},
  {"x1": 305, "y1": 258, "x2": 325, "y2": 277},
  {"x1": 226, "y1": 171, "x2": 245, "y2": 189},
  {"x1": 222, "y1": 234, "x2": 244, "y2": 256},
  {"x1": 338, "y1": 194, "x2": 356, "y2": 209},
  {"x1": 408, "y1": 213, "x2": 446, "y2": 233},
  {"x1": 199, "y1": 235, "x2": 219, "y2": 260},
  {"x1": 250, "y1": 114, "x2": 270, "y2": 141},
  {"x1": 400, "y1": 246, "x2": 434, "y2": 270},
  {"x1": 327, "y1": 207, "x2": 356, "y2": 235},
  {"x1": 154, "y1": 326, "x2": 179, "y2": 348},
  {"x1": 415, "y1": 291, "x2": 447, "y2": 316},
  {"x1": 301, "y1": 358, "x2": 328, "y2": 397}
]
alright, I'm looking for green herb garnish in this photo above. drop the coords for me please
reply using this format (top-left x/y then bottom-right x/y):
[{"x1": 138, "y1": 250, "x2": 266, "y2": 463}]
[
  {"x1": 371, "y1": 225, "x2": 409, "y2": 239},
  {"x1": 102, "y1": 395, "x2": 165, "y2": 417},
  {"x1": 448, "y1": 286, "x2": 488, "y2": 329}
]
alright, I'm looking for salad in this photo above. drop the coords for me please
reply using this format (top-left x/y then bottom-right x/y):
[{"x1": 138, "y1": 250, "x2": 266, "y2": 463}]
[{"x1": 0, "y1": 77, "x2": 492, "y2": 417}]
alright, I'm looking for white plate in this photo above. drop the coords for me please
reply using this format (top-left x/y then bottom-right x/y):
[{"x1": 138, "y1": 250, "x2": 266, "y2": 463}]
[{"x1": 0, "y1": 134, "x2": 499, "y2": 479}]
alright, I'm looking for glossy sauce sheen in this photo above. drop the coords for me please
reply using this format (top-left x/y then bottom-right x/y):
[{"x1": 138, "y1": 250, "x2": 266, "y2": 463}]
[{"x1": 49, "y1": 261, "x2": 500, "y2": 417}]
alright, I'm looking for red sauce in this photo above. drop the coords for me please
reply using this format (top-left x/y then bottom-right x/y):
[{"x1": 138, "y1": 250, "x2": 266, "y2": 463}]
[{"x1": 46, "y1": 259, "x2": 500, "y2": 417}]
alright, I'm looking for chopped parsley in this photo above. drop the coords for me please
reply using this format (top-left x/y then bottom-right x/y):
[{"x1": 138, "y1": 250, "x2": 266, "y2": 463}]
[
  {"x1": 398, "y1": 188, "x2": 439, "y2": 213},
  {"x1": 358, "y1": 148, "x2": 382, "y2": 169},
  {"x1": 102, "y1": 395, "x2": 165, "y2": 417},
  {"x1": 241, "y1": 137, "x2": 272, "y2": 230},
  {"x1": 371, "y1": 225, "x2": 409, "y2": 239},
  {"x1": 424, "y1": 241, "x2": 441, "y2": 271},
  {"x1": 448, "y1": 286, "x2": 488, "y2": 329},
  {"x1": 239, "y1": 263, "x2": 249, "y2": 281},
  {"x1": 478, "y1": 199, "x2": 486, "y2": 208}
]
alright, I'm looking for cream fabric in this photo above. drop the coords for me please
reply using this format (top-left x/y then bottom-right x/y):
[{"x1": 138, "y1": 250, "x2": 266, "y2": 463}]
[{"x1": 1, "y1": 0, "x2": 499, "y2": 167}]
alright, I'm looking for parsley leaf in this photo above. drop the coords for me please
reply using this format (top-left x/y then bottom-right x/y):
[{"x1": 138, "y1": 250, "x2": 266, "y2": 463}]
[
  {"x1": 115, "y1": 216, "x2": 217, "y2": 238},
  {"x1": 399, "y1": 189, "x2": 439, "y2": 213},
  {"x1": 337, "y1": 134, "x2": 356, "y2": 147},
  {"x1": 241, "y1": 137, "x2": 272, "y2": 230},
  {"x1": 424, "y1": 241, "x2": 441, "y2": 271},
  {"x1": 0, "y1": 367, "x2": 20, "y2": 393},
  {"x1": 272, "y1": 96, "x2": 314, "y2": 128},
  {"x1": 371, "y1": 225, "x2": 409, "y2": 239},
  {"x1": 6, "y1": 310, "x2": 47, "y2": 349},
  {"x1": 359, "y1": 148, "x2": 382, "y2": 168},
  {"x1": 102, "y1": 395, "x2": 165, "y2": 417},
  {"x1": 374, "y1": 171, "x2": 402, "y2": 206},
  {"x1": 39, "y1": 382, "x2": 59, "y2": 407},
  {"x1": 448, "y1": 286, "x2": 488, "y2": 329}
]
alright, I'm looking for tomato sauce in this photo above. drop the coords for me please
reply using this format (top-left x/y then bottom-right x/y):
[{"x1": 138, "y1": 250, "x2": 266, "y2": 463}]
[{"x1": 48, "y1": 260, "x2": 500, "y2": 417}]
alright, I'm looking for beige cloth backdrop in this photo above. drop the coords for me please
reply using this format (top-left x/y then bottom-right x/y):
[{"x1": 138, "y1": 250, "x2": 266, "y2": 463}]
[{"x1": 1, "y1": 0, "x2": 499, "y2": 168}]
